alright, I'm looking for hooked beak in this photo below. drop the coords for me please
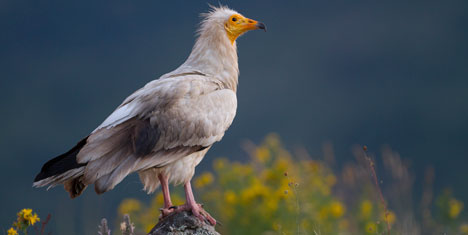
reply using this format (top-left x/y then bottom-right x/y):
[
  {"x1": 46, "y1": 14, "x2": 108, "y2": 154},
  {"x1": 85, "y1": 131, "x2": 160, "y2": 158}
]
[
  {"x1": 239, "y1": 17, "x2": 266, "y2": 33},
  {"x1": 255, "y1": 22, "x2": 267, "y2": 32}
]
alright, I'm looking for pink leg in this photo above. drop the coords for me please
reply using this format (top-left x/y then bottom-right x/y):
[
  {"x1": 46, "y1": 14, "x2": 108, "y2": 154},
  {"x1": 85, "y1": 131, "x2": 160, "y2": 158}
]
[
  {"x1": 180, "y1": 181, "x2": 216, "y2": 225},
  {"x1": 158, "y1": 173, "x2": 174, "y2": 217}
]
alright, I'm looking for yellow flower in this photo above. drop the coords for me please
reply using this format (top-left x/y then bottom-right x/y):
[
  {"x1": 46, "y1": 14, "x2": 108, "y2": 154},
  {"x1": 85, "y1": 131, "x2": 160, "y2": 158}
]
[
  {"x1": 154, "y1": 192, "x2": 164, "y2": 205},
  {"x1": 240, "y1": 179, "x2": 269, "y2": 204},
  {"x1": 272, "y1": 222, "x2": 282, "y2": 231},
  {"x1": 329, "y1": 201, "x2": 346, "y2": 218},
  {"x1": 20, "y1": 208, "x2": 32, "y2": 220},
  {"x1": 213, "y1": 158, "x2": 227, "y2": 170},
  {"x1": 382, "y1": 210, "x2": 396, "y2": 226},
  {"x1": 264, "y1": 197, "x2": 278, "y2": 213},
  {"x1": 360, "y1": 200, "x2": 373, "y2": 219},
  {"x1": 255, "y1": 146, "x2": 270, "y2": 163},
  {"x1": 7, "y1": 227, "x2": 18, "y2": 235},
  {"x1": 449, "y1": 198, "x2": 464, "y2": 219},
  {"x1": 319, "y1": 184, "x2": 331, "y2": 196},
  {"x1": 224, "y1": 190, "x2": 237, "y2": 204},
  {"x1": 17, "y1": 208, "x2": 40, "y2": 226},
  {"x1": 365, "y1": 222, "x2": 377, "y2": 234},
  {"x1": 232, "y1": 163, "x2": 253, "y2": 176},
  {"x1": 194, "y1": 172, "x2": 214, "y2": 188},
  {"x1": 265, "y1": 133, "x2": 281, "y2": 148},
  {"x1": 118, "y1": 198, "x2": 142, "y2": 215},
  {"x1": 310, "y1": 161, "x2": 320, "y2": 173},
  {"x1": 460, "y1": 223, "x2": 468, "y2": 234},
  {"x1": 28, "y1": 213, "x2": 40, "y2": 225},
  {"x1": 274, "y1": 158, "x2": 290, "y2": 173},
  {"x1": 319, "y1": 207, "x2": 329, "y2": 220}
]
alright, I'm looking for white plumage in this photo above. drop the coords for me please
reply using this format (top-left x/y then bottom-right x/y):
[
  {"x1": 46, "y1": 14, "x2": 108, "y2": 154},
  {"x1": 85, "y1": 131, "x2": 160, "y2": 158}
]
[{"x1": 34, "y1": 6, "x2": 265, "y2": 225}]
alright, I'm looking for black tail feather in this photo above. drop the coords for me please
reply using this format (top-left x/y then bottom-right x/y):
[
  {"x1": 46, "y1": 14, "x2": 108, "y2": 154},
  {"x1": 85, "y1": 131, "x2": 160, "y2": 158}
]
[{"x1": 34, "y1": 137, "x2": 88, "y2": 182}]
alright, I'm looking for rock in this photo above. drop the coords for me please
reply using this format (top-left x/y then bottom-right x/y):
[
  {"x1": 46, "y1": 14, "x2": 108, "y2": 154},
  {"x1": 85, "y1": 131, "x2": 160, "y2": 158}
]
[{"x1": 148, "y1": 210, "x2": 220, "y2": 235}]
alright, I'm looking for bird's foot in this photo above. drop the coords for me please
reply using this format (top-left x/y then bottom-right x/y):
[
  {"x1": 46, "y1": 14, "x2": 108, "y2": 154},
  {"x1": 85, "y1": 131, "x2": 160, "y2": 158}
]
[
  {"x1": 172, "y1": 203, "x2": 216, "y2": 226},
  {"x1": 159, "y1": 206, "x2": 177, "y2": 218}
]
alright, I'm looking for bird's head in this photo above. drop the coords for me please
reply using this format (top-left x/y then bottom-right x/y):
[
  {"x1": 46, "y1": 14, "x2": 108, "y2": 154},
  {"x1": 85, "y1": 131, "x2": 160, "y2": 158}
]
[
  {"x1": 199, "y1": 6, "x2": 266, "y2": 44},
  {"x1": 224, "y1": 13, "x2": 266, "y2": 44}
]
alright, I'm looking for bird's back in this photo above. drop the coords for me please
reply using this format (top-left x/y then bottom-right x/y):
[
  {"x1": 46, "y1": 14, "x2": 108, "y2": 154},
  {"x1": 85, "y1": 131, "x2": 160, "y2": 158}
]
[{"x1": 34, "y1": 73, "x2": 237, "y2": 197}]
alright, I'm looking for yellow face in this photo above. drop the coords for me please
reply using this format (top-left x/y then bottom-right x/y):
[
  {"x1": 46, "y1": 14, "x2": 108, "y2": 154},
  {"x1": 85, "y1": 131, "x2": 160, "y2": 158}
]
[{"x1": 224, "y1": 14, "x2": 266, "y2": 44}]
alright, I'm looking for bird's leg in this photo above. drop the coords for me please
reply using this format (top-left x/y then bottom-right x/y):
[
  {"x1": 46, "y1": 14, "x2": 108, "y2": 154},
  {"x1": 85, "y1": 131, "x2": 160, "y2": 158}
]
[
  {"x1": 173, "y1": 181, "x2": 216, "y2": 225},
  {"x1": 158, "y1": 173, "x2": 175, "y2": 217}
]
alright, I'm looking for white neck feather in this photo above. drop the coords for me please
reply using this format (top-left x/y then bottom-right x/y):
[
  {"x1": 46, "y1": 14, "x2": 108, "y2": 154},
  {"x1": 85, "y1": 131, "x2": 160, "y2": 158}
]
[{"x1": 178, "y1": 17, "x2": 239, "y2": 91}]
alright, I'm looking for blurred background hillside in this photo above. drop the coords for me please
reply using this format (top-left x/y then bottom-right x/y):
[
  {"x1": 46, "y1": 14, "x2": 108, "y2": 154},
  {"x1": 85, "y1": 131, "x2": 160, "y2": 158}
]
[{"x1": 0, "y1": 0, "x2": 467, "y2": 234}]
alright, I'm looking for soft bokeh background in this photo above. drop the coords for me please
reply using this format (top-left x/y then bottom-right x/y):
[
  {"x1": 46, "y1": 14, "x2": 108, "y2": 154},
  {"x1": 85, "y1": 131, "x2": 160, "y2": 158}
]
[{"x1": 1, "y1": 0, "x2": 467, "y2": 234}]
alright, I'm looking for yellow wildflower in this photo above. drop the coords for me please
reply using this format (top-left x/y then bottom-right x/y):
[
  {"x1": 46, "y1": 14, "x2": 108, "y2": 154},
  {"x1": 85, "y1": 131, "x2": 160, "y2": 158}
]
[
  {"x1": 449, "y1": 198, "x2": 464, "y2": 219},
  {"x1": 20, "y1": 208, "x2": 32, "y2": 220},
  {"x1": 255, "y1": 146, "x2": 270, "y2": 163},
  {"x1": 310, "y1": 161, "x2": 320, "y2": 173},
  {"x1": 7, "y1": 227, "x2": 18, "y2": 235},
  {"x1": 264, "y1": 197, "x2": 278, "y2": 213},
  {"x1": 154, "y1": 192, "x2": 164, "y2": 205},
  {"x1": 232, "y1": 163, "x2": 252, "y2": 176},
  {"x1": 17, "y1": 208, "x2": 40, "y2": 226},
  {"x1": 460, "y1": 223, "x2": 468, "y2": 234},
  {"x1": 213, "y1": 158, "x2": 227, "y2": 170},
  {"x1": 118, "y1": 198, "x2": 142, "y2": 215},
  {"x1": 365, "y1": 222, "x2": 377, "y2": 234},
  {"x1": 240, "y1": 179, "x2": 269, "y2": 204},
  {"x1": 194, "y1": 172, "x2": 214, "y2": 188},
  {"x1": 272, "y1": 222, "x2": 282, "y2": 231},
  {"x1": 274, "y1": 158, "x2": 290, "y2": 173},
  {"x1": 301, "y1": 219, "x2": 311, "y2": 231},
  {"x1": 329, "y1": 201, "x2": 346, "y2": 218},
  {"x1": 320, "y1": 184, "x2": 331, "y2": 196},
  {"x1": 265, "y1": 133, "x2": 281, "y2": 148},
  {"x1": 319, "y1": 207, "x2": 329, "y2": 220},
  {"x1": 28, "y1": 213, "x2": 40, "y2": 225},
  {"x1": 382, "y1": 210, "x2": 396, "y2": 226},
  {"x1": 224, "y1": 190, "x2": 237, "y2": 204},
  {"x1": 360, "y1": 200, "x2": 373, "y2": 219}
]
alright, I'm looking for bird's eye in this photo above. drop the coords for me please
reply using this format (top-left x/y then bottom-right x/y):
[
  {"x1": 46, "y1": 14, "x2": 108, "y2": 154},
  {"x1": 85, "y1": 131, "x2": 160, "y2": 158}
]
[{"x1": 232, "y1": 17, "x2": 237, "y2": 22}]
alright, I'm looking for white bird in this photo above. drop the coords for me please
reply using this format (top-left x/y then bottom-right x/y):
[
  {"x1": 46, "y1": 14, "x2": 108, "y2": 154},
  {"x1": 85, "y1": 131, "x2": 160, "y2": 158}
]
[{"x1": 33, "y1": 6, "x2": 265, "y2": 225}]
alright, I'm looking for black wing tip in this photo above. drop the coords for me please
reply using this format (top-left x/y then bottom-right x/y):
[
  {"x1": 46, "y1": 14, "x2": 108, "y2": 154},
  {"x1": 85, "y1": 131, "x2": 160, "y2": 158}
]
[
  {"x1": 33, "y1": 137, "x2": 89, "y2": 183},
  {"x1": 34, "y1": 172, "x2": 45, "y2": 182}
]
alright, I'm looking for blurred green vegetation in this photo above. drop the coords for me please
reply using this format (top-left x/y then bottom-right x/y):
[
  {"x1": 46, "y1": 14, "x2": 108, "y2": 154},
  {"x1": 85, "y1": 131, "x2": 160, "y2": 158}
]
[
  {"x1": 5, "y1": 134, "x2": 468, "y2": 234},
  {"x1": 117, "y1": 134, "x2": 468, "y2": 234}
]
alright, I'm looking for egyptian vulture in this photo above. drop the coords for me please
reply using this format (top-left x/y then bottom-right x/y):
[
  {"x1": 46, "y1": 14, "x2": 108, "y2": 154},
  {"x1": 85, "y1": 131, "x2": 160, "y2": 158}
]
[{"x1": 33, "y1": 6, "x2": 265, "y2": 225}]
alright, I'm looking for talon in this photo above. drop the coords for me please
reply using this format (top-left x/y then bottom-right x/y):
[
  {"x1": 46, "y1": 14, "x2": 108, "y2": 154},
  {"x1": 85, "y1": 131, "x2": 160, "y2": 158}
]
[
  {"x1": 179, "y1": 181, "x2": 216, "y2": 226},
  {"x1": 159, "y1": 206, "x2": 176, "y2": 219},
  {"x1": 169, "y1": 204, "x2": 216, "y2": 226},
  {"x1": 192, "y1": 206, "x2": 216, "y2": 226},
  {"x1": 169, "y1": 206, "x2": 178, "y2": 209}
]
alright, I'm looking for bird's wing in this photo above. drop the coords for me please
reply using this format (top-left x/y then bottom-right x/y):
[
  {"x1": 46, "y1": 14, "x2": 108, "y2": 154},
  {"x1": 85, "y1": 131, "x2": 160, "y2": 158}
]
[
  {"x1": 76, "y1": 74, "x2": 237, "y2": 192},
  {"x1": 92, "y1": 69, "x2": 209, "y2": 131}
]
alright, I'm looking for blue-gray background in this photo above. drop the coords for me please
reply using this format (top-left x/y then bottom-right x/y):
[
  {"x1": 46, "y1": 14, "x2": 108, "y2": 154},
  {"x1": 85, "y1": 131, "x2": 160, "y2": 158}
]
[{"x1": 1, "y1": 0, "x2": 467, "y2": 234}]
